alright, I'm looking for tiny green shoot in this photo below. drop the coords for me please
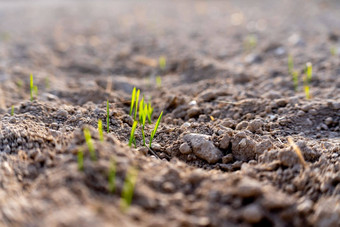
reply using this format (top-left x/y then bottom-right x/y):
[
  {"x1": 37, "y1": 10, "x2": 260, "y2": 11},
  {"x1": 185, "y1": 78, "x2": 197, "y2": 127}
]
[
  {"x1": 129, "y1": 121, "x2": 138, "y2": 147},
  {"x1": 78, "y1": 148, "x2": 84, "y2": 171},
  {"x1": 141, "y1": 105, "x2": 148, "y2": 146},
  {"x1": 149, "y1": 111, "x2": 163, "y2": 148},
  {"x1": 156, "y1": 76, "x2": 162, "y2": 88},
  {"x1": 292, "y1": 70, "x2": 299, "y2": 91},
  {"x1": 108, "y1": 158, "x2": 116, "y2": 193},
  {"x1": 303, "y1": 62, "x2": 312, "y2": 100},
  {"x1": 305, "y1": 62, "x2": 312, "y2": 83},
  {"x1": 288, "y1": 55, "x2": 294, "y2": 74},
  {"x1": 120, "y1": 166, "x2": 138, "y2": 211},
  {"x1": 244, "y1": 35, "x2": 257, "y2": 53},
  {"x1": 106, "y1": 99, "x2": 110, "y2": 133},
  {"x1": 129, "y1": 87, "x2": 136, "y2": 115},
  {"x1": 11, "y1": 105, "x2": 14, "y2": 116},
  {"x1": 330, "y1": 46, "x2": 337, "y2": 56},
  {"x1": 83, "y1": 128, "x2": 96, "y2": 161},
  {"x1": 147, "y1": 101, "x2": 154, "y2": 124},
  {"x1": 159, "y1": 56, "x2": 166, "y2": 71},
  {"x1": 16, "y1": 79, "x2": 23, "y2": 89},
  {"x1": 30, "y1": 74, "x2": 34, "y2": 101},
  {"x1": 134, "y1": 89, "x2": 140, "y2": 121},
  {"x1": 98, "y1": 119, "x2": 104, "y2": 142},
  {"x1": 139, "y1": 96, "x2": 144, "y2": 123}
]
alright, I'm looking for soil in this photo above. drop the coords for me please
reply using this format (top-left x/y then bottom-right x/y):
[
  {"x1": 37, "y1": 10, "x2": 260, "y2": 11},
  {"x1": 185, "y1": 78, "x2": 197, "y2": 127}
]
[{"x1": 0, "y1": 0, "x2": 340, "y2": 226}]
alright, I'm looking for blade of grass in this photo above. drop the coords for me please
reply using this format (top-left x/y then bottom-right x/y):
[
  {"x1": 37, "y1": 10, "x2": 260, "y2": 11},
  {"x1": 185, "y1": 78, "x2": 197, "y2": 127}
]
[
  {"x1": 149, "y1": 111, "x2": 163, "y2": 148},
  {"x1": 129, "y1": 87, "x2": 136, "y2": 115},
  {"x1": 129, "y1": 121, "x2": 138, "y2": 147},
  {"x1": 11, "y1": 105, "x2": 14, "y2": 116},
  {"x1": 83, "y1": 128, "x2": 96, "y2": 161},
  {"x1": 134, "y1": 89, "x2": 140, "y2": 121},
  {"x1": 30, "y1": 74, "x2": 34, "y2": 101},
  {"x1": 98, "y1": 119, "x2": 104, "y2": 142},
  {"x1": 120, "y1": 166, "x2": 138, "y2": 211},
  {"x1": 78, "y1": 148, "x2": 84, "y2": 171},
  {"x1": 139, "y1": 96, "x2": 144, "y2": 123}
]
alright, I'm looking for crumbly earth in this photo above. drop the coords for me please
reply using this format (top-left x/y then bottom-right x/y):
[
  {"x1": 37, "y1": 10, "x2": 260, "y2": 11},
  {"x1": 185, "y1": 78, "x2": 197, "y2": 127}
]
[{"x1": 0, "y1": 0, "x2": 340, "y2": 226}]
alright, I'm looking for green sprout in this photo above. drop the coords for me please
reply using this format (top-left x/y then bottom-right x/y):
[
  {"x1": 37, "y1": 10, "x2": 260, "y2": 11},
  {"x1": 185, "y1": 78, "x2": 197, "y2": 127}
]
[
  {"x1": 30, "y1": 74, "x2": 34, "y2": 101},
  {"x1": 292, "y1": 71, "x2": 299, "y2": 91},
  {"x1": 120, "y1": 166, "x2": 138, "y2": 211},
  {"x1": 139, "y1": 96, "x2": 144, "y2": 123},
  {"x1": 108, "y1": 158, "x2": 116, "y2": 193},
  {"x1": 156, "y1": 76, "x2": 162, "y2": 88},
  {"x1": 98, "y1": 119, "x2": 104, "y2": 142},
  {"x1": 303, "y1": 62, "x2": 312, "y2": 100},
  {"x1": 129, "y1": 87, "x2": 136, "y2": 115},
  {"x1": 106, "y1": 99, "x2": 110, "y2": 133},
  {"x1": 78, "y1": 148, "x2": 84, "y2": 171},
  {"x1": 244, "y1": 35, "x2": 257, "y2": 53},
  {"x1": 16, "y1": 79, "x2": 23, "y2": 89},
  {"x1": 83, "y1": 128, "x2": 96, "y2": 161},
  {"x1": 134, "y1": 89, "x2": 140, "y2": 121},
  {"x1": 129, "y1": 121, "x2": 138, "y2": 147},
  {"x1": 45, "y1": 77, "x2": 50, "y2": 90},
  {"x1": 159, "y1": 56, "x2": 166, "y2": 71},
  {"x1": 141, "y1": 105, "x2": 148, "y2": 146},
  {"x1": 288, "y1": 55, "x2": 294, "y2": 74},
  {"x1": 11, "y1": 105, "x2": 14, "y2": 116},
  {"x1": 330, "y1": 46, "x2": 337, "y2": 56},
  {"x1": 149, "y1": 111, "x2": 163, "y2": 148}
]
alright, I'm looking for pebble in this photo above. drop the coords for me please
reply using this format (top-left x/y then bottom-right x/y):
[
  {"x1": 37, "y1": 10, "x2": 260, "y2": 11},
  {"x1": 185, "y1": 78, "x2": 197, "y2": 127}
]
[
  {"x1": 183, "y1": 133, "x2": 223, "y2": 164},
  {"x1": 278, "y1": 149, "x2": 299, "y2": 167},
  {"x1": 56, "y1": 109, "x2": 68, "y2": 118},
  {"x1": 222, "y1": 154, "x2": 233, "y2": 164},
  {"x1": 236, "y1": 178, "x2": 262, "y2": 198},
  {"x1": 151, "y1": 143, "x2": 161, "y2": 151},
  {"x1": 242, "y1": 204, "x2": 263, "y2": 223},
  {"x1": 219, "y1": 134, "x2": 231, "y2": 150},
  {"x1": 187, "y1": 107, "x2": 201, "y2": 118},
  {"x1": 9, "y1": 117, "x2": 16, "y2": 124},
  {"x1": 297, "y1": 110, "x2": 305, "y2": 117},
  {"x1": 247, "y1": 119, "x2": 263, "y2": 133},
  {"x1": 325, "y1": 117, "x2": 333, "y2": 126},
  {"x1": 179, "y1": 142, "x2": 192, "y2": 154},
  {"x1": 231, "y1": 133, "x2": 256, "y2": 161}
]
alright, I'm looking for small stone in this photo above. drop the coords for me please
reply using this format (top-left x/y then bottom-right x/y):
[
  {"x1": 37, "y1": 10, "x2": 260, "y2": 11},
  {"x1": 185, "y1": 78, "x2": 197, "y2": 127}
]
[
  {"x1": 325, "y1": 117, "x2": 333, "y2": 126},
  {"x1": 278, "y1": 149, "x2": 299, "y2": 167},
  {"x1": 183, "y1": 133, "x2": 223, "y2": 164},
  {"x1": 162, "y1": 181, "x2": 175, "y2": 193},
  {"x1": 309, "y1": 109, "x2": 317, "y2": 115},
  {"x1": 56, "y1": 109, "x2": 68, "y2": 118},
  {"x1": 222, "y1": 154, "x2": 233, "y2": 164},
  {"x1": 236, "y1": 178, "x2": 262, "y2": 198},
  {"x1": 247, "y1": 119, "x2": 263, "y2": 133},
  {"x1": 151, "y1": 143, "x2": 161, "y2": 151},
  {"x1": 179, "y1": 142, "x2": 192, "y2": 154},
  {"x1": 9, "y1": 117, "x2": 16, "y2": 124},
  {"x1": 242, "y1": 204, "x2": 263, "y2": 223},
  {"x1": 297, "y1": 110, "x2": 305, "y2": 117},
  {"x1": 138, "y1": 147, "x2": 148, "y2": 155},
  {"x1": 187, "y1": 107, "x2": 201, "y2": 118},
  {"x1": 4, "y1": 145, "x2": 11, "y2": 153},
  {"x1": 231, "y1": 133, "x2": 257, "y2": 161},
  {"x1": 219, "y1": 134, "x2": 231, "y2": 149},
  {"x1": 236, "y1": 121, "x2": 248, "y2": 130}
]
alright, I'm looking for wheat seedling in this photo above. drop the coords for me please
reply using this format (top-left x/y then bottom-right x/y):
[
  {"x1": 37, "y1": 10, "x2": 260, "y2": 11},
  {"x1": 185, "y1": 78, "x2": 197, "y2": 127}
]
[
  {"x1": 134, "y1": 89, "x2": 140, "y2": 121},
  {"x1": 11, "y1": 105, "x2": 14, "y2": 116},
  {"x1": 30, "y1": 74, "x2": 34, "y2": 101},
  {"x1": 120, "y1": 166, "x2": 138, "y2": 211},
  {"x1": 78, "y1": 148, "x2": 84, "y2": 171},
  {"x1": 303, "y1": 62, "x2": 312, "y2": 99},
  {"x1": 149, "y1": 111, "x2": 163, "y2": 148},
  {"x1": 129, "y1": 121, "x2": 138, "y2": 147},
  {"x1": 156, "y1": 76, "x2": 162, "y2": 88},
  {"x1": 159, "y1": 56, "x2": 166, "y2": 71},
  {"x1": 83, "y1": 128, "x2": 96, "y2": 161},
  {"x1": 147, "y1": 101, "x2": 154, "y2": 124},
  {"x1": 129, "y1": 87, "x2": 136, "y2": 115},
  {"x1": 98, "y1": 119, "x2": 104, "y2": 142}
]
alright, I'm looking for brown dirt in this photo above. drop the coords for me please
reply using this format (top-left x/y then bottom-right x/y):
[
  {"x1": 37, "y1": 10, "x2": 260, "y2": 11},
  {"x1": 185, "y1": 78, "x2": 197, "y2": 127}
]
[{"x1": 0, "y1": 0, "x2": 340, "y2": 226}]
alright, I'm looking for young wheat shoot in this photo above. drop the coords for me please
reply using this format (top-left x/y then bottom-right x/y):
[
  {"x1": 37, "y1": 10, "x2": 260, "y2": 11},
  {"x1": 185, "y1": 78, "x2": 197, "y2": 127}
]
[
  {"x1": 98, "y1": 119, "x2": 104, "y2": 142},
  {"x1": 129, "y1": 87, "x2": 136, "y2": 115},
  {"x1": 120, "y1": 166, "x2": 138, "y2": 211},
  {"x1": 129, "y1": 121, "x2": 138, "y2": 147},
  {"x1": 83, "y1": 128, "x2": 96, "y2": 161},
  {"x1": 149, "y1": 111, "x2": 163, "y2": 148}
]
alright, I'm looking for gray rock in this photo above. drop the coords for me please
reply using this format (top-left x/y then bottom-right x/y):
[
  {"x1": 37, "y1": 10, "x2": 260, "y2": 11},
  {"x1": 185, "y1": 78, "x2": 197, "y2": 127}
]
[
  {"x1": 242, "y1": 204, "x2": 263, "y2": 223},
  {"x1": 183, "y1": 133, "x2": 223, "y2": 164},
  {"x1": 231, "y1": 133, "x2": 257, "y2": 161},
  {"x1": 219, "y1": 134, "x2": 231, "y2": 149},
  {"x1": 179, "y1": 142, "x2": 192, "y2": 154}
]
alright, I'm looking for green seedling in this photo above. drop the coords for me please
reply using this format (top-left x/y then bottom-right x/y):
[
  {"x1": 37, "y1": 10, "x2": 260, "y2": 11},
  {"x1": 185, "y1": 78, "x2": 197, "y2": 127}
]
[
  {"x1": 129, "y1": 87, "x2": 136, "y2": 115},
  {"x1": 77, "y1": 148, "x2": 84, "y2": 171},
  {"x1": 292, "y1": 71, "x2": 299, "y2": 91},
  {"x1": 141, "y1": 105, "x2": 148, "y2": 146},
  {"x1": 330, "y1": 46, "x2": 337, "y2": 56},
  {"x1": 120, "y1": 166, "x2": 138, "y2": 211},
  {"x1": 305, "y1": 62, "x2": 312, "y2": 83},
  {"x1": 303, "y1": 62, "x2": 312, "y2": 100},
  {"x1": 11, "y1": 105, "x2": 14, "y2": 116},
  {"x1": 45, "y1": 77, "x2": 50, "y2": 89},
  {"x1": 106, "y1": 99, "x2": 110, "y2": 133},
  {"x1": 149, "y1": 111, "x2": 163, "y2": 148},
  {"x1": 98, "y1": 119, "x2": 104, "y2": 142},
  {"x1": 139, "y1": 96, "x2": 144, "y2": 123},
  {"x1": 129, "y1": 121, "x2": 138, "y2": 147},
  {"x1": 134, "y1": 89, "x2": 140, "y2": 121},
  {"x1": 156, "y1": 76, "x2": 162, "y2": 88},
  {"x1": 83, "y1": 128, "x2": 96, "y2": 161},
  {"x1": 30, "y1": 74, "x2": 34, "y2": 101},
  {"x1": 159, "y1": 56, "x2": 166, "y2": 71},
  {"x1": 108, "y1": 158, "x2": 116, "y2": 193},
  {"x1": 244, "y1": 35, "x2": 257, "y2": 53},
  {"x1": 288, "y1": 55, "x2": 294, "y2": 74},
  {"x1": 16, "y1": 79, "x2": 23, "y2": 89}
]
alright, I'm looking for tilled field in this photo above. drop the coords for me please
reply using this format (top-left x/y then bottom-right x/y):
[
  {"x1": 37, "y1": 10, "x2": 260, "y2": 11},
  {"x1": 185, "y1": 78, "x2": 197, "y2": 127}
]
[{"x1": 0, "y1": 0, "x2": 340, "y2": 226}]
